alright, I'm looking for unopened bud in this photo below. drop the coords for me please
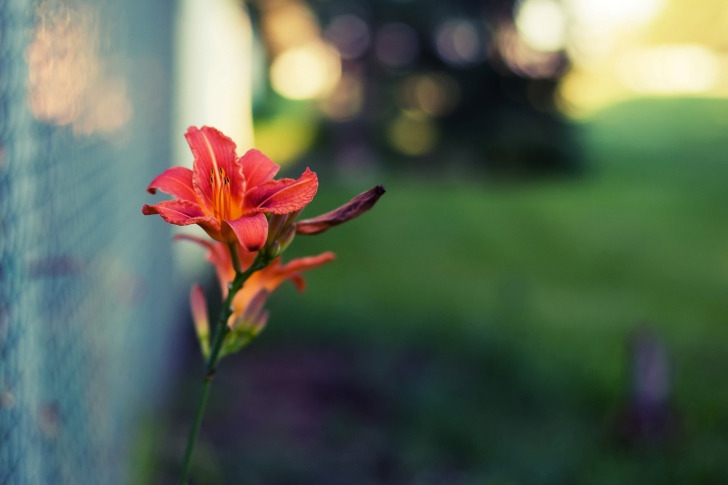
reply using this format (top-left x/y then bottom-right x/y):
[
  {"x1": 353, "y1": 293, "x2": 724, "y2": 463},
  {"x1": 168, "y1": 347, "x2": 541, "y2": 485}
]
[
  {"x1": 242, "y1": 289, "x2": 269, "y2": 323},
  {"x1": 296, "y1": 185, "x2": 385, "y2": 235},
  {"x1": 263, "y1": 209, "x2": 304, "y2": 259},
  {"x1": 190, "y1": 285, "x2": 210, "y2": 358},
  {"x1": 285, "y1": 208, "x2": 303, "y2": 226},
  {"x1": 277, "y1": 224, "x2": 296, "y2": 253},
  {"x1": 250, "y1": 311, "x2": 269, "y2": 336},
  {"x1": 262, "y1": 241, "x2": 281, "y2": 260},
  {"x1": 266, "y1": 214, "x2": 288, "y2": 245}
]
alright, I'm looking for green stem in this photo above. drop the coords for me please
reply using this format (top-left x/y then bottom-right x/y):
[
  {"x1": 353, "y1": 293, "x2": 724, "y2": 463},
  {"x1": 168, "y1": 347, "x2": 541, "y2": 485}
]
[
  {"x1": 228, "y1": 242, "x2": 243, "y2": 274},
  {"x1": 178, "y1": 250, "x2": 270, "y2": 485},
  {"x1": 178, "y1": 374, "x2": 212, "y2": 485}
]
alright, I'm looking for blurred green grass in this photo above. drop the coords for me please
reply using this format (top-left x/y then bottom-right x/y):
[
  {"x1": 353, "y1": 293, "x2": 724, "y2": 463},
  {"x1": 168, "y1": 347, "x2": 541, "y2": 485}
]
[
  {"x1": 266, "y1": 98, "x2": 728, "y2": 481},
  {"x1": 147, "y1": 99, "x2": 728, "y2": 484},
  {"x1": 282, "y1": 99, "x2": 728, "y2": 374}
]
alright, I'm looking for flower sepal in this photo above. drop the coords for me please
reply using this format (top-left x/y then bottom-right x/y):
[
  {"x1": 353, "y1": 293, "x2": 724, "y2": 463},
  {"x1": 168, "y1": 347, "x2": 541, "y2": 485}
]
[
  {"x1": 219, "y1": 331, "x2": 252, "y2": 358},
  {"x1": 219, "y1": 316, "x2": 268, "y2": 357}
]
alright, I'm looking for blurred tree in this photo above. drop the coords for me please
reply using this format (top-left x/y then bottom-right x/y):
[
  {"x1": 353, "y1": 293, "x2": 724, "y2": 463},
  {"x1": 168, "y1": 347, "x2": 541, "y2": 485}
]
[{"x1": 249, "y1": 0, "x2": 580, "y2": 178}]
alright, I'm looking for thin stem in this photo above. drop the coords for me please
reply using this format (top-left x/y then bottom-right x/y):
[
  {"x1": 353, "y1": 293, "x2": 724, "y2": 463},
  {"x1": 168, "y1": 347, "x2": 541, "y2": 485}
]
[
  {"x1": 178, "y1": 251, "x2": 271, "y2": 485},
  {"x1": 178, "y1": 375, "x2": 213, "y2": 485},
  {"x1": 228, "y1": 242, "x2": 242, "y2": 274}
]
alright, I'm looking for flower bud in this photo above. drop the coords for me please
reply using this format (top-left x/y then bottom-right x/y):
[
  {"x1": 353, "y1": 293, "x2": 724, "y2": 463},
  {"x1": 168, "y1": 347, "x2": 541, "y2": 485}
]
[
  {"x1": 277, "y1": 224, "x2": 297, "y2": 254},
  {"x1": 296, "y1": 185, "x2": 385, "y2": 235},
  {"x1": 266, "y1": 213, "x2": 288, "y2": 246},
  {"x1": 261, "y1": 241, "x2": 280, "y2": 261},
  {"x1": 190, "y1": 285, "x2": 210, "y2": 358},
  {"x1": 285, "y1": 208, "x2": 304, "y2": 226},
  {"x1": 262, "y1": 209, "x2": 303, "y2": 259},
  {"x1": 241, "y1": 289, "x2": 269, "y2": 325},
  {"x1": 250, "y1": 311, "x2": 269, "y2": 336}
]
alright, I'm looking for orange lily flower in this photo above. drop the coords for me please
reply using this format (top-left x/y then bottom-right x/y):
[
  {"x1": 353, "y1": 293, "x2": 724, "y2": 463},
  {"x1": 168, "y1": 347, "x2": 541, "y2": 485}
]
[
  {"x1": 142, "y1": 126, "x2": 318, "y2": 251},
  {"x1": 178, "y1": 235, "x2": 334, "y2": 353}
]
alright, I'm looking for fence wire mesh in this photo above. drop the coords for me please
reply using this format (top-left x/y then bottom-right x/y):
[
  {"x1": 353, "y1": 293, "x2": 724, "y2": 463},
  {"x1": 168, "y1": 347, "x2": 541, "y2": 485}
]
[{"x1": 0, "y1": 0, "x2": 180, "y2": 483}]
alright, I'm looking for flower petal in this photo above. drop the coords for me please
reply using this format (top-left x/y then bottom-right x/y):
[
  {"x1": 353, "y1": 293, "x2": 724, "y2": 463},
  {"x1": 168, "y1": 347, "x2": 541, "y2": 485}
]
[
  {"x1": 296, "y1": 185, "x2": 385, "y2": 235},
  {"x1": 254, "y1": 252, "x2": 336, "y2": 294},
  {"x1": 288, "y1": 274, "x2": 307, "y2": 292},
  {"x1": 222, "y1": 213, "x2": 268, "y2": 252},
  {"x1": 241, "y1": 149, "x2": 280, "y2": 190},
  {"x1": 173, "y1": 233, "x2": 217, "y2": 253},
  {"x1": 174, "y1": 235, "x2": 258, "y2": 287},
  {"x1": 174, "y1": 234, "x2": 235, "y2": 291},
  {"x1": 232, "y1": 246, "x2": 258, "y2": 274},
  {"x1": 190, "y1": 285, "x2": 210, "y2": 357},
  {"x1": 251, "y1": 311, "x2": 269, "y2": 335},
  {"x1": 146, "y1": 166, "x2": 197, "y2": 202},
  {"x1": 244, "y1": 168, "x2": 318, "y2": 215},
  {"x1": 231, "y1": 252, "x2": 335, "y2": 316},
  {"x1": 142, "y1": 200, "x2": 222, "y2": 238},
  {"x1": 142, "y1": 199, "x2": 203, "y2": 222},
  {"x1": 186, "y1": 126, "x2": 245, "y2": 213},
  {"x1": 240, "y1": 288, "x2": 270, "y2": 326},
  {"x1": 276, "y1": 252, "x2": 336, "y2": 292}
]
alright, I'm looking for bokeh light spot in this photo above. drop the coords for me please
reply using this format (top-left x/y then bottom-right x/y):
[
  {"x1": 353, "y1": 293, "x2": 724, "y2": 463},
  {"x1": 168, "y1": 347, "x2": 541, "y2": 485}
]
[
  {"x1": 399, "y1": 73, "x2": 460, "y2": 117},
  {"x1": 326, "y1": 14, "x2": 370, "y2": 60},
  {"x1": 254, "y1": 116, "x2": 317, "y2": 165},
  {"x1": 387, "y1": 113, "x2": 439, "y2": 156},
  {"x1": 435, "y1": 19, "x2": 483, "y2": 66},
  {"x1": 270, "y1": 40, "x2": 341, "y2": 100},
  {"x1": 320, "y1": 74, "x2": 364, "y2": 121},
  {"x1": 26, "y1": 1, "x2": 132, "y2": 136},
  {"x1": 516, "y1": 0, "x2": 567, "y2": 52},
  {"x1": 261, "y1": 1, "x2": 320, "y2": 54},
  {"x1": 497, "y1": 24, "x2": 563, "y2": 78}
]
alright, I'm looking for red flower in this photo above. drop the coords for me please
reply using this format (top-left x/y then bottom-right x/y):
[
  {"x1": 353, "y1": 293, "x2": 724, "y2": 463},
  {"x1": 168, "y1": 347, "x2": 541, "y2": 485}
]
[{"x1": 142, "y1": 126, "x2": 318, "y2": 251}]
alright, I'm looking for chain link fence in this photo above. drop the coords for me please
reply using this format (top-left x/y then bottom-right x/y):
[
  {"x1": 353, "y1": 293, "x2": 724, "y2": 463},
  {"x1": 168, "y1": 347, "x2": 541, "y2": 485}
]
[{"x1": 0, "y1": 0, "x2": 180, "y2": 483}]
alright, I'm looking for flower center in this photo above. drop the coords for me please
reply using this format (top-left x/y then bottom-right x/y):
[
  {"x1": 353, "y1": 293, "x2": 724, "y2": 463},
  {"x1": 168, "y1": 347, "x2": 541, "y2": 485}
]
[{"x1": 209, "y1": 167, "x2": 237, "y2": 221}]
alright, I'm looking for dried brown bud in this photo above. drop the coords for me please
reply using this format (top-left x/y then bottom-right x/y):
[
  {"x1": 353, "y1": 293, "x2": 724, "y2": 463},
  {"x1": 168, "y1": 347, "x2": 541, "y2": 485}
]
[{"x1": 295, "y1": 185, "x2": 385, "y2": 235}]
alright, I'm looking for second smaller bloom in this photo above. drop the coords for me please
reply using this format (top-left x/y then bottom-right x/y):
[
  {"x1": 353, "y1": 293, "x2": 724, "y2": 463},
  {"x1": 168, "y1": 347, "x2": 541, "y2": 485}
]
[{"x1": 179, "y1": 235, "x2": 334, "y2": 357}]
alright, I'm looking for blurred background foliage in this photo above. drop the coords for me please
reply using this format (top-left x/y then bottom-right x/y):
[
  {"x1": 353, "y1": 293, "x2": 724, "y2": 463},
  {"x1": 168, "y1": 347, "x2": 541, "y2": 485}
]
[
  {"x1": 15, "y1": 0, "x2": 727, "y2": 482},
  {"x1": 146, "y1": 99, "x2": 728, "y2": 484},
  {"x1": 137, "y1": 0, "x2": 728, "y2": 482}
]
